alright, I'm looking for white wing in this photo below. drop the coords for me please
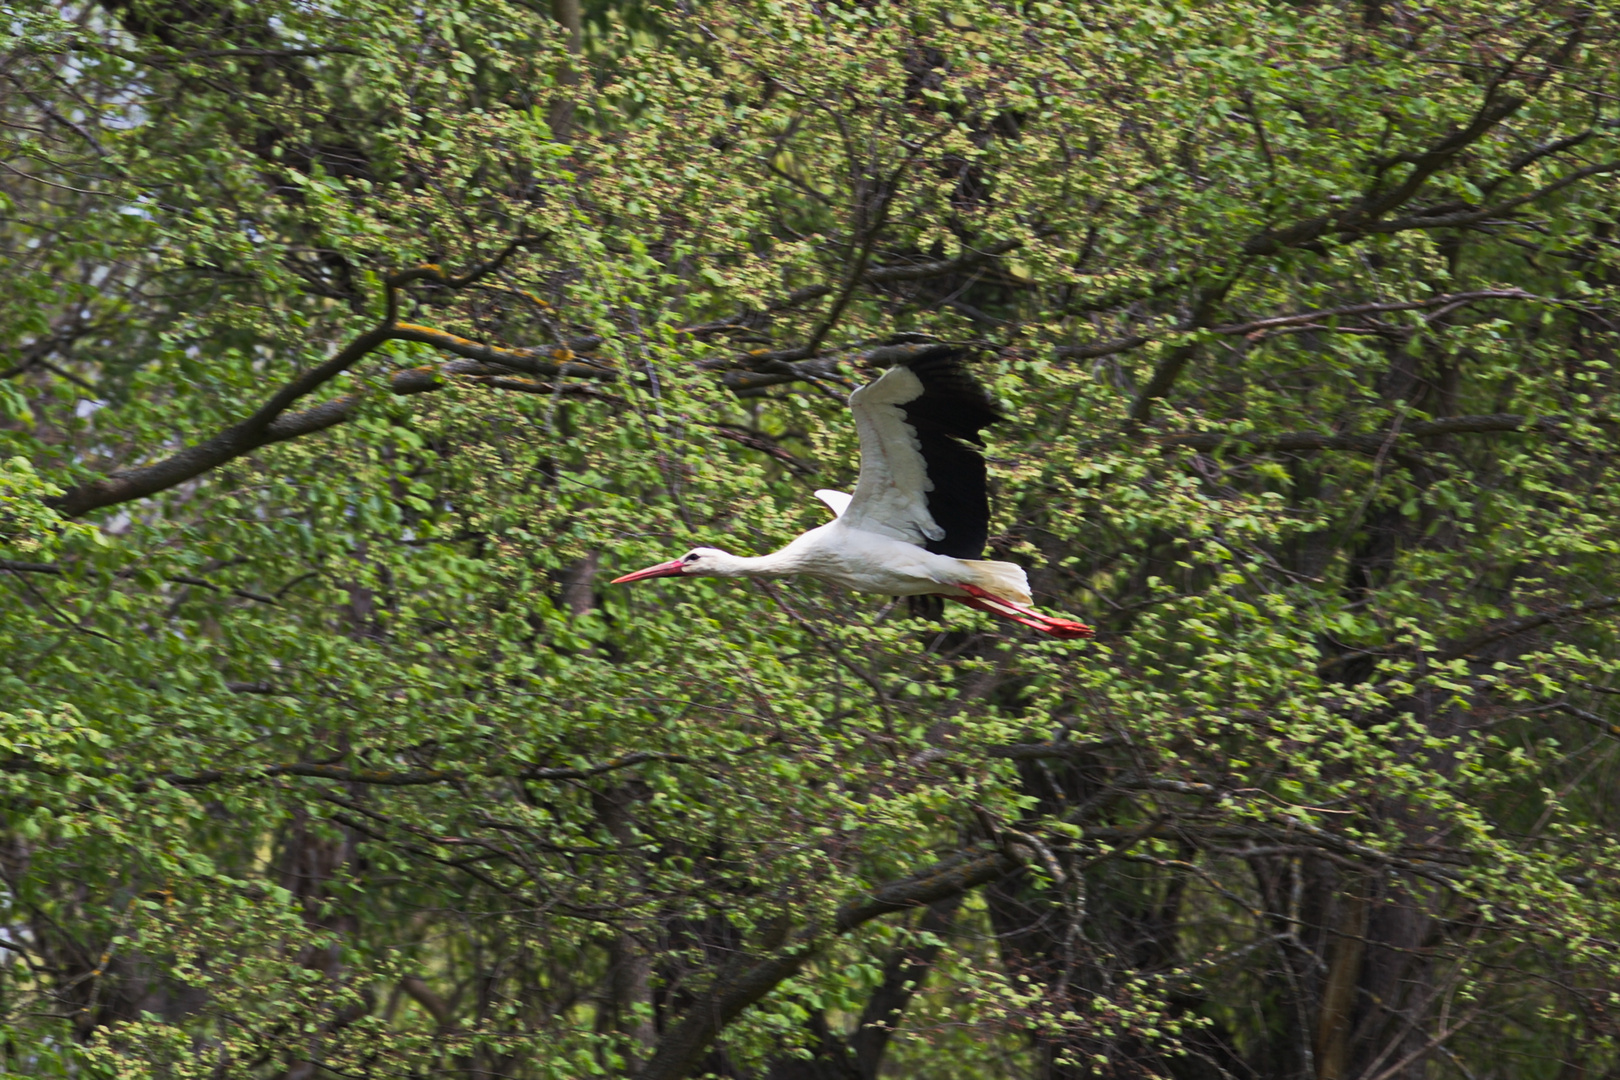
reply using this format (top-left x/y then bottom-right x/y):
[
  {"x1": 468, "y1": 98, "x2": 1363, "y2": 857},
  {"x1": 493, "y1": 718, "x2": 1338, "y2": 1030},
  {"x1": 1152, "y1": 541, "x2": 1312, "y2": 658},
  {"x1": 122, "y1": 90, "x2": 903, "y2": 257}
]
[
  {"x1": 813, "y1": 489, "x2": 852, "y2": 518},
  {"x1": 841, "y1": 365, "x2": 943, "y2": 547}
]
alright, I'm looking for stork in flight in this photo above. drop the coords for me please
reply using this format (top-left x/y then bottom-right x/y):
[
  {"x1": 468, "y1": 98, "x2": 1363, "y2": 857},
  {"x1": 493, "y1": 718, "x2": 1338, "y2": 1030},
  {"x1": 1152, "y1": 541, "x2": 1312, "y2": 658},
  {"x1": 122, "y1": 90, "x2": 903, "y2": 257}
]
[{"x1": 611, "y1": 347, "x2": 1094, "y2": 639}]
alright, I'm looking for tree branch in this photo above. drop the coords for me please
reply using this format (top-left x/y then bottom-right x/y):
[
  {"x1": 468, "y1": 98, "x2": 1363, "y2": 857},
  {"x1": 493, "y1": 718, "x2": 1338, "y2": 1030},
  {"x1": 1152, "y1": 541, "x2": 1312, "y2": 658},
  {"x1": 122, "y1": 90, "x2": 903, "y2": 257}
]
[
  {"x1": 677, "y1": 285, "x2": 834, "y2": 339},
  {"x1": 1372, "y1": 160, "x2": 1620, "y2": 233},
  {"x1": 1050, "y1": 290, "x2": 1548, "y2": 363},
  {"x1": 1439, "y1": 595, "x2": 1620, "y2": 663},
  {"x1": 848, "y1": 895, "x2": 960, "y2": 1079},
  {"x1": 49, "y1": 327, "x2": 392, "y2": 518},
  {"x1": 863, "y1": 238, "x2": 1023, "y2": 285},
  {"x1": 1155, "y1": 413, "x2": 1581, "y2": 459},
  {"x1": 390, "y1": 324, "x2": 613, "y2": 380},
  {"x1": 1, "y1": 560, "x2": 278, "y2": 604},
  {"x1": 0, "y1": 750, "x2": 696, "y2": 792},
  {"x1": 1241, "y1": 88, "x2": 1534, "y2": 258},
  {"x1": 635, "y1": 845, "x2": 1021, "y2": 1080},
  {"x1": 1126, "y1": 282, "x2": 1235, "y2": 426},
  {"x1": 1211, "y1": 290, "x2": 1542, "y2": 336},
  {"x1": 719, "y1": 355, "x2": 847, "y2": 393},
  {"x1": 44, "y1": 246, "x2": 603, "y2": 518},
  {"x1": 1480, "y1": 130, "x2": 1596, "y2": 197},
  {"x1": 674, "y1": 239, "x2": 1020, "y2": 351},
  {"x1": 705, "y1": 425, "x2": 816, "y2": 475},
  {"x1": 985, "y1": 738, "x2": 1123, "y2": 761},
  {"x1": 1051, "y1": 333, "x2": 1153, "y2": 360}
]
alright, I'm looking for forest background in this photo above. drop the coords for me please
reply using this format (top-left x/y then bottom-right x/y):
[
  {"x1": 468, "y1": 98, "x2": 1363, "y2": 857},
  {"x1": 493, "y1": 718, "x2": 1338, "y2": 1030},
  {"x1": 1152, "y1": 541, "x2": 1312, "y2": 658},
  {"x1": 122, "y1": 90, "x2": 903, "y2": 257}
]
[{"x1": 3, "y1": 1, "x2": 1620, "y2": 1078}]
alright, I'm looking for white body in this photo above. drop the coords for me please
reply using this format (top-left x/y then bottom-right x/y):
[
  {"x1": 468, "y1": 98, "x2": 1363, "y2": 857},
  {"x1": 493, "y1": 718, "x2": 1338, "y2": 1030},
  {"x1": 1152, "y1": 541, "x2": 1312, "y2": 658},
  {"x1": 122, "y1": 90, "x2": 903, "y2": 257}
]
[{"x1": 691, "y1": 517, "x2": 1032, "y2": 603}]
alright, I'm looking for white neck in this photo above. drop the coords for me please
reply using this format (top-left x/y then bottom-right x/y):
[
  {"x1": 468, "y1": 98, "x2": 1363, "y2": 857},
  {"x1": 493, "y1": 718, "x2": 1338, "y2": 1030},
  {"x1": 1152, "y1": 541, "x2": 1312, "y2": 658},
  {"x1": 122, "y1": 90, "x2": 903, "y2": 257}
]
[{"x1": 702, "y1": 548, "x2": 802, "y2": 579}]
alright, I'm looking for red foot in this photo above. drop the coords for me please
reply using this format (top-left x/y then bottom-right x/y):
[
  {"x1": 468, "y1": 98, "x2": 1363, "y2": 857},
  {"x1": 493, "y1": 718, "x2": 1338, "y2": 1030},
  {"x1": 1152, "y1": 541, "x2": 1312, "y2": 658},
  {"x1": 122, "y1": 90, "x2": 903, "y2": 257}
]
[
  {"x1": 952, "y1": 584, "x2": 1096, "y2": 640},
  {"x1": 1035, "y1": 618, "x2": 1095, "y2": 640}
]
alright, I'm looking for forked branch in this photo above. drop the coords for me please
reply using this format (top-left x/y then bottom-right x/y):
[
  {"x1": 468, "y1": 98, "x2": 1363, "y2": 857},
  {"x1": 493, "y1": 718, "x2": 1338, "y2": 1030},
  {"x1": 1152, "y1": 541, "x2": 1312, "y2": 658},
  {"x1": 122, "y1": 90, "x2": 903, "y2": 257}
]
[
  {"x1": 47, "y1": 248, "x2": 617, "y2": 519},
  {"x1": 635, "y1": 845, "x2": 1022, "y2": 1080}
]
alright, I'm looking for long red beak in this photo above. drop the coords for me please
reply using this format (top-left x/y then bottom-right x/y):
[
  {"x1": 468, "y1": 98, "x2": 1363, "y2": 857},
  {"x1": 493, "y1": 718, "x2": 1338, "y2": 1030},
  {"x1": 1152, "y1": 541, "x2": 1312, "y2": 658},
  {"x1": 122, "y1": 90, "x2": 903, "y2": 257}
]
[{"x1": 611, "y1": 559, "x2": 688, "y2": 584}]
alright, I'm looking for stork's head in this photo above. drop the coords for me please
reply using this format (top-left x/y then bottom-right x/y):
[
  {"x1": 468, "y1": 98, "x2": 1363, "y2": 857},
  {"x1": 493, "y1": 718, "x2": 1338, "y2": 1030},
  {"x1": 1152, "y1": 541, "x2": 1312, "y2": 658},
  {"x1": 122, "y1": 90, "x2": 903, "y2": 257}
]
[{"x1": 611, "y1": 547, "x2": 732, "y2": 583}]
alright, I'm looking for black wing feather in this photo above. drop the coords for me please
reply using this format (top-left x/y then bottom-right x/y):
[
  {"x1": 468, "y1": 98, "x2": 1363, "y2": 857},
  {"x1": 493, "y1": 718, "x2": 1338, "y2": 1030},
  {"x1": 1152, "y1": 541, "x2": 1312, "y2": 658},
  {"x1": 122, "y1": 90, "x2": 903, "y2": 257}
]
[{"x1": 893, "y1": 348, "x2": 1004, "y2": 559}]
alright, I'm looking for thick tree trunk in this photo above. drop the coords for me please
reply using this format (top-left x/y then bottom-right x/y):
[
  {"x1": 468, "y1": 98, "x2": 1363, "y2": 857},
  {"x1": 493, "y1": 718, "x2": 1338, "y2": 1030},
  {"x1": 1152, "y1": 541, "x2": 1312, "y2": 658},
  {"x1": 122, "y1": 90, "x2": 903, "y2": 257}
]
[{"x1": 1315, "y1": 882, "x2": 1368, "y2": 1080}]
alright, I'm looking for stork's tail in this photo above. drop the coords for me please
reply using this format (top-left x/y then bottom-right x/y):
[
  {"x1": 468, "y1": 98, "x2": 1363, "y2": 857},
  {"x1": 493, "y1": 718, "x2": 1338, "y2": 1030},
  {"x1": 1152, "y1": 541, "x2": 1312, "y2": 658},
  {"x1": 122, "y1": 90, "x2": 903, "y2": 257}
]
[{"x1": 956, "y1": 560, "x2": 1033, "y2": 606}]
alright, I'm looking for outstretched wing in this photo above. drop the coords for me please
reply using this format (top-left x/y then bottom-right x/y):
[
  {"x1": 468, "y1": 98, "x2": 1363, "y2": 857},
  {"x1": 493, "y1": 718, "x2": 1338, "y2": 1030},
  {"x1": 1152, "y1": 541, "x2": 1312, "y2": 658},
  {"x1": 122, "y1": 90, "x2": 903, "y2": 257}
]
[
  {"x1": 842, "y1": 349, "x2": 1003, "y2": 559},
  {"x1": 813, "y1": 489, "x2": 852, "y2": 518}
]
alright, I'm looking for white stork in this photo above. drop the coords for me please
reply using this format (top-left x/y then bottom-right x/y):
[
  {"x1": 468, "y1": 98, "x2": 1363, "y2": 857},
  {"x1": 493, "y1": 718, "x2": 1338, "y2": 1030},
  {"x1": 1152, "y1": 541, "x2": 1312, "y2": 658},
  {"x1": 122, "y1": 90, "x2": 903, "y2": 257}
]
[{"x1": 611, "y1": 348, "x2": 1094, "y2": 639}]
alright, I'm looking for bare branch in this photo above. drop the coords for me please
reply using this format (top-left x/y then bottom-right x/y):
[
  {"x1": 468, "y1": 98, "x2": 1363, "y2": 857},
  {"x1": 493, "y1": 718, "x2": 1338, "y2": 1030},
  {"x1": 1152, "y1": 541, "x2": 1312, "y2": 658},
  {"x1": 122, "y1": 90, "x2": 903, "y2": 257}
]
[
  {"x1": 848, "y1": 896, "x2": 960, "y2": 1077},
  {"x1": 800, "y1": 129, "x2": 952, "y2": 357},
  {"x1": 399, "y1": 976, "x2": 453, "y2": 1029},
  {"x1": 1050, "y1": 332, "x2": 1153, "y2": 360},
  {"x1": 390, "y1": 324, "x2": 613, "y2": 380},
  {"x1": 0, "y1": 561, "x2": 59, "y2": 575},
  {"x1": 384, "y1": 243, "x2": 538, "y2": 296},
  {"x1": 674, "y1": 238, "x2": 1020, "y2": 349},
  {"x1": 720, "y1": 356, "x2": 847, "y2": 394},
  {"x1": 171, "y1": 46, "x2": 363, "y2": 60}
]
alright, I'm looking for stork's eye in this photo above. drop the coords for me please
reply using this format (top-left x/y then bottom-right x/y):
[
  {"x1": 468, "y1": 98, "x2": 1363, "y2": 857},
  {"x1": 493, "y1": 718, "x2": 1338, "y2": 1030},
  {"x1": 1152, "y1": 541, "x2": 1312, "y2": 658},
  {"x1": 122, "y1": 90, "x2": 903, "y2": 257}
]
[{"x1": 684, "y1": 553, "x2": 700, "y2": 563}]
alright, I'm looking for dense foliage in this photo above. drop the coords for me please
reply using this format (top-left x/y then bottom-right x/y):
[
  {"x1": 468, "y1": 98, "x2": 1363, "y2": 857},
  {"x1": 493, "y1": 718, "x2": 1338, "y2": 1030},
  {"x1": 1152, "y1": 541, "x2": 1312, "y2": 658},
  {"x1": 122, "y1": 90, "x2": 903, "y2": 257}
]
[{"x1": 4, "y1": 0, "x2": 1620, "y2": 1077}]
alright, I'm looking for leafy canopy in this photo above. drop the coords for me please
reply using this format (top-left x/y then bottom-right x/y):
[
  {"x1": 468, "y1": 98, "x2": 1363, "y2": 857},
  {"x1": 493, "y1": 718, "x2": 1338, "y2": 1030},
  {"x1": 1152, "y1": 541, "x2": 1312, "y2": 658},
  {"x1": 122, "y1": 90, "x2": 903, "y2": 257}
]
[{"x1": 3, "y1": 0, "x2": 1620, "y2": 1077}]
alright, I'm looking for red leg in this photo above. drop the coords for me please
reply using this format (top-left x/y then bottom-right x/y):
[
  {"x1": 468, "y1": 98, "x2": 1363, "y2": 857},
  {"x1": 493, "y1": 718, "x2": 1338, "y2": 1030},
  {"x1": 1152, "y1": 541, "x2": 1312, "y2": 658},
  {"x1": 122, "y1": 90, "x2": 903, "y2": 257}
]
[
  {"x1": 955, "y1": 594, "x2": 1072, "y2": 635},
  {"x1": 950, "y1": 585, "x2": 1095, "y2": 639}
]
